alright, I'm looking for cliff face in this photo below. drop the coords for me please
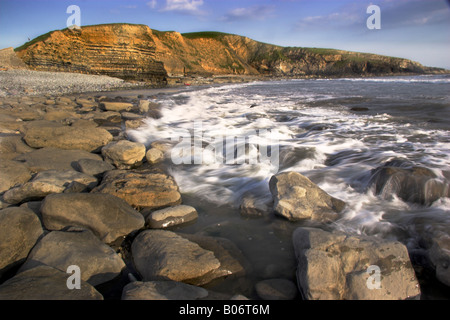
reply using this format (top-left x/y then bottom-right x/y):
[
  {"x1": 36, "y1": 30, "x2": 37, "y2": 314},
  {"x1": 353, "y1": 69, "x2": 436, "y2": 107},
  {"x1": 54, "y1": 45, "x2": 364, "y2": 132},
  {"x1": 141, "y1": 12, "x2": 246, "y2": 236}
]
[
  {"x1": 0, "y1": 47, "x2": 28, "y2": 70},
  {"x1": 15, "y1": 24, "x2": 446, "y2": 83},
  {"x1": 16, "y1": 24, "x2": 167, "y2": 84}
]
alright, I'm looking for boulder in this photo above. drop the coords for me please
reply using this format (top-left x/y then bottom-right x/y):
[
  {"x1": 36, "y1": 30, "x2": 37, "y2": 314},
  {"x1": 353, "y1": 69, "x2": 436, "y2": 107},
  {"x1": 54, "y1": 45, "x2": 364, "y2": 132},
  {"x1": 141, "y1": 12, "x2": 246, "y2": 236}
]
[
  {"x1": 368, "y1": 161, "x2": 449, "y2": 206},
  {"x1": 0, "y1": 266, "x2": 103, "y2": 300},
  {"x1": 292, "y1": 227, "x2": 421, "y2": 300},
  {"x1": 73, "y1": 158, "x2": 115, "y2": 177},
  {"x1": 14, "y1": 147, "x2": 103, "y2": 173},
  {"x1": 255, "y1": 278, "x2": 298, "y2": 300},
  {"x1": 0, "y1": 160, "x2": 31, "y2": 194},
  {"x1": 428, "y1": 232, "x2": 450, "y2": 287},
  {"x1": 145, "y1": 148, "x2": 164, "y2": 165},
  {"x1": 180, "y1": 233, "x2": 247, "y2": 286},
  {"x1": 239, "y1": 194, "x2": 272, "y2": 218},
  {"x1": 131, "y1": 230, "x2": 221, "y2": 284},
  {"x1": 145, "y1": 205, "x2": 198, "y2": 229},
  {"x1": 100, "y1": 102, "x2": 134, "y2": 112},
  {"x1": 2, "y1": 170, "x2": 98, "y2": 205},
  {"x1": 40, "y1": 193, "x2": 145, "y2": 243},
  {"x1": 269, "y1": 172, "x2": 346, "y2": 222},
  {"x1": 19, "y1": 228, "x2": 125, "y2": 286},
  {"x1": 24, "y1": 125, "x2": 113, "y2": 152},
  {"x1": 0, "y1": 207, "x2": 44, "y2": 277},
  {"x1": 0, "y1": 135, "x2": 34, "y2": 160},
  {"x1": 101, "y1": 140, "x2": 146, "y2": 169},
  {"x1": 92, "y1": 169, "x2": 182, "y2": 209},
  {"x1": 121, "y1": 281, "x2": 209, "y2": 300},
  {"x1": 138, "y1": 100, "x2": 150, "y2": 114}
]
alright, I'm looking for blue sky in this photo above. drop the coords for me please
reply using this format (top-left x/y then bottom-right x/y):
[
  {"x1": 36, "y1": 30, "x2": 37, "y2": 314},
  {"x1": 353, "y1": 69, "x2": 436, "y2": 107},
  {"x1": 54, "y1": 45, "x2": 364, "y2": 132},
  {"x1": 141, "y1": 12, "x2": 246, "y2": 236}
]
[{"x1": 0, "y1": 0, "x2": 449, "y2": 69}]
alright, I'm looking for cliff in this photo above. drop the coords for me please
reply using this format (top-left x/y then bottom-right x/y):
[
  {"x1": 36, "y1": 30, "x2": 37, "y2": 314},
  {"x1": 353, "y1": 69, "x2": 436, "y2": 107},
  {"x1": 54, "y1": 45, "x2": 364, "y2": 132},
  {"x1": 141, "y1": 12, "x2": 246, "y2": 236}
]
[
  {"x1": 0, "y1": 47, "x2": 28, "y2": 70},
  {"x1": 15, "y1": 23, "x2": 447, "y2": 84}
]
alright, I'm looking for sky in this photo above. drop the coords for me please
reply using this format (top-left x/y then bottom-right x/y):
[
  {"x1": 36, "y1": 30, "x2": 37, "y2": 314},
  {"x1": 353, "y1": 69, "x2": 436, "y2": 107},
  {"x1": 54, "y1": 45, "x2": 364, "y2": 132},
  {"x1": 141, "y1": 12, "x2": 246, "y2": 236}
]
[{"x1": 0, "y1": 0, "x2": 449, "y2": 69}]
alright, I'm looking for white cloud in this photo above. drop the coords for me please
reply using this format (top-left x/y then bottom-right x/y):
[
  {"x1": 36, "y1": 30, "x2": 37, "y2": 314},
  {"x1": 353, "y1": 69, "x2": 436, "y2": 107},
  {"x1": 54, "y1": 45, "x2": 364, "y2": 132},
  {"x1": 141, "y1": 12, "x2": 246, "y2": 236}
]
[
  {"x1": 147, "y1": 0, "x2": 157, "y2": 9},
  {"x1": 221, "y1": 5, "x2": 275, "y2": 22},
  {"x1": 160, "y1": 0, "x2": 204, "y2": 14}
]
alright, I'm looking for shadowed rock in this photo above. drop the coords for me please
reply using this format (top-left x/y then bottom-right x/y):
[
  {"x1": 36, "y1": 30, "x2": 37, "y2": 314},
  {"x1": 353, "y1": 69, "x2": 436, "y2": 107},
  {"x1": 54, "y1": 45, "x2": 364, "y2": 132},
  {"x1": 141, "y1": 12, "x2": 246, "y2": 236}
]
[
  {"x1": 0, "y1": 266, "x2": 103, "y2": 300},
  {"x1": 18, "y1": 228, "x2": 125, "y2": 286},
  {"x1": 40, "y1": 193, "x2": 145, "y2": 243},
  {"x1": 368, "y1": 160, "x2": 449, "y2": 206},
  {"x1": 0, "y1": 207, "x2": 44, "y2": 278}
]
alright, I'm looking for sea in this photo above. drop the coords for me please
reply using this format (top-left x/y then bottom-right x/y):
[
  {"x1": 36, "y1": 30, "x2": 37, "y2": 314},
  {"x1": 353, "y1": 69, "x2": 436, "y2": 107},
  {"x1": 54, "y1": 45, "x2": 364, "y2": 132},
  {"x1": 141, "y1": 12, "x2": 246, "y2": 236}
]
[{"x1": 129, "y1": 74, "x2": 450, "y2": 299}]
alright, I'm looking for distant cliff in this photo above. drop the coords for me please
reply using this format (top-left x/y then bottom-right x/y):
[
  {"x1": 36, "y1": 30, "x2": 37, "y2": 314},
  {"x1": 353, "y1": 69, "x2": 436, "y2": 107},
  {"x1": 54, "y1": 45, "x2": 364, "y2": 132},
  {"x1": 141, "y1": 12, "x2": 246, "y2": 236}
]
[{"x1": 15, "y1": 23, "x2": 447, "y2": 84}]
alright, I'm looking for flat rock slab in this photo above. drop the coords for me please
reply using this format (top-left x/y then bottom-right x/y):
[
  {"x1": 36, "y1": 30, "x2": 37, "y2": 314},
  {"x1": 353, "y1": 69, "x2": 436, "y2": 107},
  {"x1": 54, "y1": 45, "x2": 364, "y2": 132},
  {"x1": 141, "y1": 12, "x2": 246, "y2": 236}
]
[
  {"x1": 145, "y1": 205, "x2": 198, "y2": 229},
  {"x1": 19, "y1": 229, "x2": 125, "y2": 286},
  {"x1": 14, "y1": 147, "x2": 103, "y2": 173},
  {"x1": 2, "y1": 169, "x2": 98, "y2": 205},
  {"x1": 121, "y1": 281, "x2": 209, "y2": 300},
  {"x1": 92, "y1": 169, "x2": 182, "y2": 209},
  {"x1": 269, "y1": 171, "x2": 346, "y2": 222},
  {"x1": 0, "y1": 207, "x2": 43, "y2": 277},
  {"x1": 0, "y1": 266, "x2": 103, "y2": 300},
  {"x1": 101, "y1": 140, "x2": 146, "y2": 169},
  {"x1": 40, "y1": 193, "x2": 145, "y2": 243},
  {"x1": 131, "y1": 230, "x2": 221, "y2": 284},
  {"x1": 0, "y1": 159, "x2": 31, "y2": 194},
  {"x1": 73, "y1": 158, "x2": 115, "y2": 177},
  {"x1": 24, "y1": 125, "x2": 113, "y2": 152},
  {"x1": 0, "y1": 135, "x2": 34, "y2": 160},
  {"x1": 292, "y1": 227, "x2": 421, "y2": 300},
  {"x1": 100, "y1": 102, "x2": 134, "y2": 112},
  {"x1": 180, "y1": 233, "x2": 247, "y2": 286}
]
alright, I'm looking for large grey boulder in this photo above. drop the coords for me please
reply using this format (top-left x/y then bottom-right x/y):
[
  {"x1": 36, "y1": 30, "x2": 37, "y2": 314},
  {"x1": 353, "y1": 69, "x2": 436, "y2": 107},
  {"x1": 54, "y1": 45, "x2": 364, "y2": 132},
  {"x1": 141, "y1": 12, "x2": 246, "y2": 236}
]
[
  {"x1": 2, "y1": 170, "x2": 98, "y2": 204},
  {"x1": 122, "y1": 281, "x2": 209, "y2": 300},
  {"x1": 24, "y1": 125, "x2": 113, "y2": 152},
  {"x1": 101, "y1": 140, "x2": 146, "y2": 169},
  {"x1": 14, "y1": 147, "x2": 103, "y2": 173},
  {"x1": 0, "y1": 266, "x2": 103, "y2": 300},
  {"x1": 40, "y1": 193, "x2": 145, "y2": 243},
  {"x1": 427, "y1": 232, "x2": 450, "y2": 287},
  {"x1": 0, "y1": 159, "x2": 31, "y2": 194},
  {"x1": 292, "y1": 227, "x2": 421, "y2": 300},
  {"x1": 269, "y1": 172, "x2": 346, "y2": 222},
  {"x1": 131, "y1": 230, "x2": 221, "y2": 285},
  {"x1": 0, "y1": 207, "x2": 43, "y2": 277},
  {"x1": 92, "y1": 169, "x2": 181, "y2": 209},
  {"x1": 19, "y1": 229, "x2": 125, "y2": 286}
]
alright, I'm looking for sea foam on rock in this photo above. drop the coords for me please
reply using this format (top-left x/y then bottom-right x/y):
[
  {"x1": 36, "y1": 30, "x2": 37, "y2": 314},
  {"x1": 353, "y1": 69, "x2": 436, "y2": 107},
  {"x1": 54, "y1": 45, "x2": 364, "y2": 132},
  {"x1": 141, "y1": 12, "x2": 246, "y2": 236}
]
[
  {"x1": 269, "y1": 171, "x2": 346, "y2": 222},
  {"x1": 368, "y1": 160, "x2": 449, "y2": 206}
]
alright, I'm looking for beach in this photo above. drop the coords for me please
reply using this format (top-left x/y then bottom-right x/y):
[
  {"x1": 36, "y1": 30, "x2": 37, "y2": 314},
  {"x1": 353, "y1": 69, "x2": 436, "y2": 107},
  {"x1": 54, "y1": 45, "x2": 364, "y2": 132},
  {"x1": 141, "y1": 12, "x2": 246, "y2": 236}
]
[{"x1": 0, "y1": 70, "x2": 449, "y2": 300}]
